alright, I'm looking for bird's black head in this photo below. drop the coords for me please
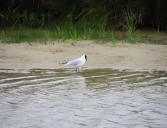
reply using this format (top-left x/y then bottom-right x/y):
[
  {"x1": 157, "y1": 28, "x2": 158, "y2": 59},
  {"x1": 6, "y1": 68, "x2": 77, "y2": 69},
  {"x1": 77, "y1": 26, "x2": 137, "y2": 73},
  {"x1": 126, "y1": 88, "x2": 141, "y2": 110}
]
[{"x1": 85, "y1": 55, "x2": 87, "y2": 61}]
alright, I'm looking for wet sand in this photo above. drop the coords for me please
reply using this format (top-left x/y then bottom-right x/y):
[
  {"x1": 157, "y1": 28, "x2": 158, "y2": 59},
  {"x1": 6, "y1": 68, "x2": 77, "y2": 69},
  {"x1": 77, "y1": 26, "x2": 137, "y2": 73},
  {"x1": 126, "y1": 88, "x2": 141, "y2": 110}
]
[{"x1": 0, "y1": 41, "x2": 167, "y2": 70}]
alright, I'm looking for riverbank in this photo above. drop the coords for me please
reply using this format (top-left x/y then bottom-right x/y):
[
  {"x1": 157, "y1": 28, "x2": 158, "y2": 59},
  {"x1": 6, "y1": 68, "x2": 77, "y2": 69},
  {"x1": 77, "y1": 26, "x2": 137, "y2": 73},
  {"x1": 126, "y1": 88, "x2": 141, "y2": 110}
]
[{"x1": 0, "y1": 41, "x2": 167, "y2": 71}]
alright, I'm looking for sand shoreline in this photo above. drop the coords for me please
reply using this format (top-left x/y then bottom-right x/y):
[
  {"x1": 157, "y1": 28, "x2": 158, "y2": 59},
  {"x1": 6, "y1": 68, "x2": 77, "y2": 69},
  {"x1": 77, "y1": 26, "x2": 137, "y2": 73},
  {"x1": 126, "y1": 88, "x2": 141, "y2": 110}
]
[{"x1": 0, "y1": 41, "x2": 167, "y2": 71}]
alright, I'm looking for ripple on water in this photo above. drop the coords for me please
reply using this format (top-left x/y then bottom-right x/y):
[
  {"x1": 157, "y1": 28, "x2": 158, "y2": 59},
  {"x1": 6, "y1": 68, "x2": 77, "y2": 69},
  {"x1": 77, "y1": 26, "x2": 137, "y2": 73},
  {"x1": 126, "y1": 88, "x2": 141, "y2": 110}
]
[{"x1": 0, "y1": 68, "x2": 167, "y2": 128}]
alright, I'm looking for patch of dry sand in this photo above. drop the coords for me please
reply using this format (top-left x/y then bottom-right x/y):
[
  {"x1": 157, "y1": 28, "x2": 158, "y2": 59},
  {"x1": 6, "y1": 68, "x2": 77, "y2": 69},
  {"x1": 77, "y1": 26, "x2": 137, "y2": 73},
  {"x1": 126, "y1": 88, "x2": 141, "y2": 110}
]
[{"x1": 0, "y1": 41, "x2": 167, "y2": 70}]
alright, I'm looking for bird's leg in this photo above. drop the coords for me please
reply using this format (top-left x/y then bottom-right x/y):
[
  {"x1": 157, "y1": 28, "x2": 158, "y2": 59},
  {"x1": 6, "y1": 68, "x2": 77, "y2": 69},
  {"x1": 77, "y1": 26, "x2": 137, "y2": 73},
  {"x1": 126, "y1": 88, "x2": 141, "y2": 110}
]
[
  {"x1": 75, "y1": 67, "x2": 79, "y2": 72},
  {"x1": 74, "y1": 68, "x2": 80, "y2": 72}
]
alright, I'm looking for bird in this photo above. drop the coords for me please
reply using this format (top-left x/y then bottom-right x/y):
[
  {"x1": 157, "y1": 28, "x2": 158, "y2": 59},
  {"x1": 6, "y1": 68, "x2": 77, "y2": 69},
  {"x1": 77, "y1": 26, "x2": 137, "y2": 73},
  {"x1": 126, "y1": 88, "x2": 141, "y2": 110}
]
[{"x1": 62, "y1": 54, "x2": 87, "y2": 72}]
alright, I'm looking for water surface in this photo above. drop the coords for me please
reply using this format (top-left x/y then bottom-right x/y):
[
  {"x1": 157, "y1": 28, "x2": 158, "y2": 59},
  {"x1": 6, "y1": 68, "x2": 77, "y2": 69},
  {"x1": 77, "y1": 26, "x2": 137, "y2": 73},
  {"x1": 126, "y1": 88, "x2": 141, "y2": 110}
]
[{"x1": 0, "y1": 68, "x2": 167, "y2": 128}]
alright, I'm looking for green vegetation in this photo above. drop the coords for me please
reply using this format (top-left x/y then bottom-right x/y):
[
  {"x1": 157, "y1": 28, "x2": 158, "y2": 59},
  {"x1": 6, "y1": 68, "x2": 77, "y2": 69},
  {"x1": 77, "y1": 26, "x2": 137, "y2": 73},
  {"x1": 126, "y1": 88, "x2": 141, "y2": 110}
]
[
  {"x1": 1, "y1": 26, "x2": 167, "y2": 45},
  {"x1": 0, "y1": 0, "x2": 166, "y2": 44},
  {"x1": 1, "y1": 17, "x2": 108, "y2": 43},
  {"x1": 123, "y1": 9, "x2": 142, "y2": 41}
]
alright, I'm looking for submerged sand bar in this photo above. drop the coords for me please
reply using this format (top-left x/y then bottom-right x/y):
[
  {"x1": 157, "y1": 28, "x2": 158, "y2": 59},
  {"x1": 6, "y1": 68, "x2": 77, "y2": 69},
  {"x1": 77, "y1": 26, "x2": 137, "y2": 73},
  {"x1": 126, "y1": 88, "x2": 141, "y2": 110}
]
[{"x1": 0, "y1": 41, "x2": 167, "y2": 70}]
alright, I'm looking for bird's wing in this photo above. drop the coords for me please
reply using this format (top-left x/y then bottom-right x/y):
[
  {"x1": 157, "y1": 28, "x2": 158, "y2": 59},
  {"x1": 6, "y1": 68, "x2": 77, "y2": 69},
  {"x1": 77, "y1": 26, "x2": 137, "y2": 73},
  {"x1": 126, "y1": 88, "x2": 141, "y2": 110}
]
[{"x1": 67, "y1": 58, "x2": 82, "y2": 66}]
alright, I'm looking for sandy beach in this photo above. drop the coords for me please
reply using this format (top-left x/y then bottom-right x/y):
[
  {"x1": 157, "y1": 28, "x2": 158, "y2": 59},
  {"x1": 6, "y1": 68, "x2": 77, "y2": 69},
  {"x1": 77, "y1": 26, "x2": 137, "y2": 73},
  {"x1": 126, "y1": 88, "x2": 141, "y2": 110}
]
[{"x1": 0, "y1": 41, "x2": 167, "y2": 71}]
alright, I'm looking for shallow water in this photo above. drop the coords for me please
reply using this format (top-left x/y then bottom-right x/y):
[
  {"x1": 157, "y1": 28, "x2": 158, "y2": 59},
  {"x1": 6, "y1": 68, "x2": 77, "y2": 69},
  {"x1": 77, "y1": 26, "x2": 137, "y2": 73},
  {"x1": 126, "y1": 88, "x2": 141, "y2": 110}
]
[{"x1": 0, "y1": 68, "x2": 167, "y2": 128}]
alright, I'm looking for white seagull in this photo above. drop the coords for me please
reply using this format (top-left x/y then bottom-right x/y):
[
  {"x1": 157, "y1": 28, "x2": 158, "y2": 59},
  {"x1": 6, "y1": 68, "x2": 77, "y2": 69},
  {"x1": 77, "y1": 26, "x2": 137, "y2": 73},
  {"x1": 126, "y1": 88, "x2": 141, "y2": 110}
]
[{"x1": 63, "y1": 54, "x2": 87, "y2": 72}]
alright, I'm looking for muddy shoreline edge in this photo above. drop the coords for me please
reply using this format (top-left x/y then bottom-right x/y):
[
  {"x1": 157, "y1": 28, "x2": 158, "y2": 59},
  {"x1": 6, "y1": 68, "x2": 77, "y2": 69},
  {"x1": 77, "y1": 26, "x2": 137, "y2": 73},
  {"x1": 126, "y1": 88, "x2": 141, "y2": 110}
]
[{"x1": 0, "y1": 41, "x2": 167, "y2": 71}]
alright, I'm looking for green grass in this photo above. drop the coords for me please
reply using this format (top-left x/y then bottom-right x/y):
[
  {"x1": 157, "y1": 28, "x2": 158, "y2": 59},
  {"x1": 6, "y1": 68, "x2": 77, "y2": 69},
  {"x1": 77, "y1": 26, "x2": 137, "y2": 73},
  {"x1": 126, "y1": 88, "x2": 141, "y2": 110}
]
[
  {"x1": 1, "y1": 28, "x2": 50, "y2": 43},
  {"x1": 0, "y1": 25, "x2": 167, "y2": 45},
  {"x1": 0, "y1": 19, "x2": 108, "y2": 43}
]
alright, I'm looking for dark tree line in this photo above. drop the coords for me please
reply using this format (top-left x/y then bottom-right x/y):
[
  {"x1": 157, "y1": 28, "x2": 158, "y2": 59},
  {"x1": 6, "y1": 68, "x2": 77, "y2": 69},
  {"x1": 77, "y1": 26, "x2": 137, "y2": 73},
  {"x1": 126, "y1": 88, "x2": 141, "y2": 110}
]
[{"x1": 0, "y1": 0, "x2": 166, "y2": 30}]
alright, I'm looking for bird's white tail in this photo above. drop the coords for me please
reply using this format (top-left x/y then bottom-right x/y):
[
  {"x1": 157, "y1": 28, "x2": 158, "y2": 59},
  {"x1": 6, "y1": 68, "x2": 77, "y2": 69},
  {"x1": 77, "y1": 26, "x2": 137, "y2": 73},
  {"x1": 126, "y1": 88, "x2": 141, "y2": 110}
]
[
  {"x1": 59, "y1": 60, "x2": 68, "y2": 65},
  {"x1": 58, "y1": 60, "x2": 69, "y2": 69}
]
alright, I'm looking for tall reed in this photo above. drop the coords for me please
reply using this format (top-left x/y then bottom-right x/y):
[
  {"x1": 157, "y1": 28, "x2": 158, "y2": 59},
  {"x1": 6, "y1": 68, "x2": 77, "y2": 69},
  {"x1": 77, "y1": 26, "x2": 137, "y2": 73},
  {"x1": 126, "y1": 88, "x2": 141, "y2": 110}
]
[{"x1": 124, "y1": 9, "x2": 142, "y2": 40}]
